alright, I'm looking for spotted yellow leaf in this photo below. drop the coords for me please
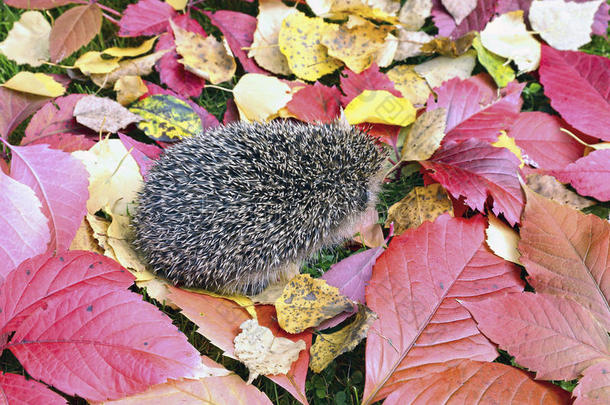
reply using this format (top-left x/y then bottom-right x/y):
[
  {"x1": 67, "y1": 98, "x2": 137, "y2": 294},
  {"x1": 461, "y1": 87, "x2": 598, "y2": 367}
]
[
  {"x1": 2, "y1": 72, "x2": 65, "y2": 97},
  {"x1": 385, "y1": 184, "x2": 453, "y2": 234},
  {"x1": 387, "y1": 64, "x2": 430, "y2": 106},
  {"x1": 344, "y1": 90, "x2": 416, "y2": 126},
  {"x1": 401, "y1": 108, "x2": 447, "y2": 161}
]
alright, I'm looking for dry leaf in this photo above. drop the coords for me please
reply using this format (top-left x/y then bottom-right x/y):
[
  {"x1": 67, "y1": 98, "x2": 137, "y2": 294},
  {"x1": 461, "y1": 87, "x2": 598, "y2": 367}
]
[
  {"x1": 74, "y1": 51, "x2": 120, "y2": 75},
  {"x1": 106, "y1": 210, "x2": 150, "y2": 279},
  {"x1": 344, "y1": 90, "x2": 416, "y2": 126},
  {"x1": 384, "y1": 184, "x2": 453, "y2": 234},
  {"x1": 394, "y1": 29, "x2": 433, "y2": 60},
  {"x1": 275, "y1": 274, "x2": 354, "y2": 333},
  {"x1": 485, "y1": 214, "x2": 521, "y2": 265},
  {"x1": 234, "y1": 319, "x2": 306, "y2": 383},
  {"x1": 91, "y1": 50, "x2": 169, "y2": 87},
  {"x1": 114, "y1": 75, "x2": 148, "y2": 106},
  {"x1": 420, "y1": 31, "x2": 476, "y2": 57},
  {"x1": 525, "y1": 173, "x2": 595, "y2": 211},
  {"x1": 2, "y1": 72, "x2": 65, "y2": 97},
  {"x1": 386, "y1": 64, "x2": 430, "y2": 106},
  {"x1": 401, "y1": 108, "x2": 447, "y2": 161},
  {"x1": 69, "y1": 217, "x2": 105, "y2": 254},
  {"x1": 233, "y1": 73, "x2": 292, "y2": 122},
  {"x1": 308, "y1": 0, "x2": 400, "y2": 23},
  {"x1": 442, "y1": 0, "x2": 476, "y2": 25},
  {"x1": 0, "y1": 11, "x2": 50, "y2": 67},
  {"x1": 398, "y1": 0, "x2": 432, "y2": 30},
  {"x1": 135, "y1": 278, "x2": 178, "y2": 309},
  {"x1": 414, "y1": 50, "x2": 476, "y2": 89},
  {"x1": 103, "y1": 36, "x2": 158, "y2": 58},
  {"x1": 353, "y1": 206, "x2": 385, "y2": 248},
  {"x1": 73, "y1": 95, "x2": 142, "y2": 133},
  {"x1": 472, "y1": 33, "x2": 515, "y2": 87}
]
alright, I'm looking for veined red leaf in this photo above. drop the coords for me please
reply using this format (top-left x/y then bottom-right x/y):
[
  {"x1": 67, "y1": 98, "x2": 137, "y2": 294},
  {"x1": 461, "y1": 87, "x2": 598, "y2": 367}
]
[
  {"x1": 363, "y1": 215, "x2": 524, "y2": 404},
  {"x1": 427, "y1": 76, "x2": 523, "y2": 143},
  {"x1": 519, "y1": 187, "x2": 610, "y2": 329},
  {"x1": 7, "y1": 144, "x2": 89, "y2": 251},
  {"x1": 0, "y1": 372, "x2": 66, "y2": 405},
  {"x1": 383, "y1": 360, "x2": 570, "y2": 405},
  {"x1": 0, "y1": 87, "x2": 49, "y2": 139},
  {"x1": 539, "y1": 45, "x2": 610, "y2": 141},
  {"x1": 286, "y1": 82, "x2": 342, "y2": 123},
  {"x1": 432, "y1": 0, "x2": 496, "y2": 39},
  {"x1": 551, "y1": 149, "x2": 610, "y2": 202},
  {"x1": 462, "y1": 293, "x2": 610, "y2": 381},
  {"x1": 421, "y1": 138, "x2": 524, "y2": 225},
  {"x1": 4, "y1": 0, "x2": 75, "y2": 9},
  {"x1": 49, "y1": 4, "x2": 102, "y2": 62},
  {"x1": 118, "y1": 0, "x2": 177, "y2": 37},
  {"x1": 339, "y1": 64, "x2": 401, "y2": 106},
  {"x1": 574, "y1": 361, "x2": 610, "y2": 404},
  {"x1": 0, "y1": 172, "x2": 50, "y2": 278}
]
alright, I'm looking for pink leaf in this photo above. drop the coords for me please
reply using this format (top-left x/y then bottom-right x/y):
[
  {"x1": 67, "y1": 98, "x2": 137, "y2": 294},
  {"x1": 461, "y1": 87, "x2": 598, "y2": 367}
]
[
  {"x1": 508, "y1": 112, "x2": 585, "y2": 171},
  {"x1": 7, "y1": 144, "x2": 89, "y2": 251},
  {"x1": 0, "y1": 172, "x2": 50, "y2": 278},
  {"x1": 340, "y1": 64, "x2": 401, "y2": 106},
  {"x1": 574, "y1": 361, "x2": 610, "y2": 404},
  {"x1": 539, "y1": 45, "x2": 610, "y2": 141},
  {"x1": 551, "y1": 149, "x2": 610, "y2": 201},
  {"x1": 462, "y1": 293, "x2": 610, "y2": 380},
  {"x1": 0, "y1": 372, "x2": 66, "y2": 405},
  {"x1": 286, "y1": 82, "x2": 342, "y2": 123},
  {"x1": 118, "y1": 0, "x2": 177, "y2": 37},
  {"x1": 421, "y1": 139, "x2": 524, "y2": 225},
  {"x1": 432, "y1": 0, "x2": 496, "y2": 39},
  {"x1": 204, "y1": 10, "x2": 267, "y2": 74},
  {"x1": 591, "y1": 2, "x2": 610, "y2": 37},
  {"x1": 118, "y1": 133, "x2": 162, "y2": 178},
  {"x1": 223, "y1": 98, "x2": 240, "y2": 124},
  {"x1": 0, "y1": 87, "x2": 49, "y2": 140},
  {"x1": 49, "y1": 4, "x2": 102, "y2": 62}
]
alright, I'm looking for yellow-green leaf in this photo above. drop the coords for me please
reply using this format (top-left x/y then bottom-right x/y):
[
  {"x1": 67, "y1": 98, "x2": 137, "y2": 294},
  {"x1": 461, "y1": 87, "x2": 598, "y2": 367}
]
[
  {"x1": 2, "y1": 72, "x2": 65, "y2": 97},
  {"x1": 472, "y1": 34, "x2": 515, "y2": 88},
  {"x1": 344, "y1": 90, "x2": 416, "y2": 126}
]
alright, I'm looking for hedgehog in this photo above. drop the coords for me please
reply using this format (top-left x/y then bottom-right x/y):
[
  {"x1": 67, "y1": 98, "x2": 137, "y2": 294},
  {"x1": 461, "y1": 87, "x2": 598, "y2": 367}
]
[{"x1": 132, "y1": 120, "x2": 387, "y2": 295}]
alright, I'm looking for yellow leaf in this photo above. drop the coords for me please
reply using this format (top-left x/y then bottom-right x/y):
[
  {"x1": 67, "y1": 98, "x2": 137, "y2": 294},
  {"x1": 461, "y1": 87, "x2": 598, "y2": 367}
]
[
  {"x1": 420, "y1": 31, "x2": 476, "y2": 57},
  {"x1": 91, "y1": 50, "x2": 169, "y2": 87},
  {"x1": 69, "y1": 217, "x2": 104, "y2": 254},
  {"x1": 401, "y1": 108, "x2": 447, "y2": 161},
  {"x1": 233, "y1": 73, "x2": 292, "y2": 122},
  {"x1": 471, "y1": 33, "x2": 515, "y2": 88},
  {"x1": 2, "y1": 72, "x2": 65, "y2": 97},
  {"x1": 114, "y1": 75, "x2": 148, "y2": 106},
  {"x1": 485, "y1": 214, "x2": 521, "y2": 265},
  {"x1": 492, "y1": 132, "x2": 524, "y2": 168},
  {"x1": 0, "y1": 11, "x2": 50, "y2": 67},
  {"x1": 74, "y1": 51, "x2": 120, "y2": 75},
  {"x1": 414, "y1": 50, "x2": 476, "y2": 89},
  {"x1": 170, "y1": 20, "x2": 236, "y2": 84},
  {"x1": 106, "y1": 209, "x2": 151, "y2": 280},
  {"x1": 387, "y1": 64, "x2": 430, "y2": 106},
  {"x1": 102, "y1": 36, "x2": 158, "y2": 58},
  {"x1": 278, "y1": 11, "x2": 343, "y2": 81},
  {"x1": 344, "y1": 90, "x2": 416, "y2": 126},
  {"x1": 398, "y1": 0, "x2": 432, "y2": 30},
  {"x1": 165, "y1": 0, "x2": 187, "y2": 11},
  {"x1": 385, "y1": 184, "x2": 453, "y2": 234},
  {"x1": 275, "y1": 274, "x2": 354, "y2": 334}
]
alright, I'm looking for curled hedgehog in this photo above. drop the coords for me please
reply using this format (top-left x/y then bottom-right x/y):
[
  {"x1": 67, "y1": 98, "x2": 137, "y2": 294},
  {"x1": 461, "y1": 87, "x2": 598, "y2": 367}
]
[{"x1": 132, "y1": 120, "x2": 387, "y2": 295}]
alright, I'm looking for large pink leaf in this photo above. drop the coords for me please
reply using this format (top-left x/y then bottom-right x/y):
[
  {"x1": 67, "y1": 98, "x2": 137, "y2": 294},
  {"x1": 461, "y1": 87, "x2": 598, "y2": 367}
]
[
  {"x1": 462, "y1": 293, "x2": 610, "y2": 381},
  {"x1": 432, "y1": 0, "x2": 496, "y2": 39},
  {"x1": 574, "y1": 361, "x2": 610, "y2": 404},
  {"x1": 286, "y1": 82, "x2": 342, "y2": 123},
  {"x1": 0, "y1": 172, "x2": 50, "y2": 278},
  {"x1": 539, "y1": 45, "x2": 610, "y2": 141},
  {"x1": 508, "y1": 111, "x2": 585, "y2": 171},
  {"x1": 362, "y1": 214, "x2": 524, "y2": 404},
  {"x1": 2, "y1": 251, "x2": 202, "y2": 402},
  {"x1": 551, "y1": 149, "x2": 610, "y2": 202},
  {"x1": 3, "y1": 0, "x2": 75, "y2": 9},
  {"x1": 204, "y1": 10, "x2": 267, "y2": 74},
  {"x1": 339, "y1": 64, "x2": 401, "y2": 106},
  {"x1": 0, "y1": 88, "x2": 49, "y2": 140},
  {"x1": 421, "y1": 138, "x2": 524, "y2": 225},
  {"x1": 22, "y1": 94, "x2": 95, "y2": 152},
  {"x1": 118, "y1": 0, "x2": 177, "y2": 37},
  {"x1": 7, "y1": 144, "x2": 89, "y2": 251},
  {"x1": 427, "y1": 76, "x2": 523, "y2": 143},
  {"x1": 519, "y1": 187, "x2": 610, "y2": 330},
  {"x1": 0, "y1": 372, "x2": 66, "y2": 404},
  {"x1": 49, "y1": 4, "x2": 102, "y2": 62}
]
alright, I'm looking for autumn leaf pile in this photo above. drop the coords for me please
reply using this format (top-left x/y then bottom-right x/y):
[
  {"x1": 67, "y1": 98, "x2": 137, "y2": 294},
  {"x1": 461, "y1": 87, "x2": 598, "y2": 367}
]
[{"x1": 0, "y1": 0, "x2": 609, "y2": 403}]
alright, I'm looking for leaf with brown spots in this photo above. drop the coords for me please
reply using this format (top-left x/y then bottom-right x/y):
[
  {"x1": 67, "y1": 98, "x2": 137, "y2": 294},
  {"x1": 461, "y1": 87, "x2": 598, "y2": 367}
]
[{"x1": 385, "y1": 184, "x2": 453, "y2": 234}]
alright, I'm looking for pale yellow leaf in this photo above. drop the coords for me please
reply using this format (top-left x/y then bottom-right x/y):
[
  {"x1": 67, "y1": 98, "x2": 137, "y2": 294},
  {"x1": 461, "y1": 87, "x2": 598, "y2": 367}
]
[
  {"x1": 344, "y1": 90, "x2": 416, "y2": 126},
  {"x1": 233, "y1": 73, "x2": 292, "y2": 122},
  {"x1": 69, "y1": 217, "x2": 105, "y2": 254},
  {"x1": 102, "y1": 36, "x2": 158, "y2": 58},
  {"x1": 485, "y1": 214, "x2": 521, "y2": 265},
  {"x1": 387, "y1": 64, "x2": 430, "y2": 105},
  {"x1": 165, "y1": 0, "x2": 187, "y2": 11},
  {"x1": 91, "y1": 50, "x2": 169, "y2": 87},
  {"x1": 0, "y1": 11, "x2": 50, "y2": 67},
  {"x1": 106, "y1": 209, "x2": 150, "y2": 279},
  {"x1": 135, "y1": 277, "x2": 178, "y2": 309},
  {"x1": 398, "y1": 0, "x2": 432, "y2": 30},
  {"x1": 114, "y1": 75, "x2": 148, "y2": 106},
  {"x1": 2, "y1": 72, "x2": 65, "y2": 97},
  {"x1": 492, "y1": 132, "x2": 524, "y2": 168},
  {"x1": 442, "y1": 0, "x2": 476, "y2": 25},
  {"x1": 74, "y1": 51, "x2": 120, "y2": 75},
  {"x1": 385, "y1": 184, "x2": 453, "y2": 234},
  {"x1": 394, "y1": 28, "x2": 433, "y2": 60},
  {"x1": 401, "y1": 108, "x2": 447, "y2": 161},
  {"x1": 414, "y1": 50, "x2": 476, "y2": 89}
]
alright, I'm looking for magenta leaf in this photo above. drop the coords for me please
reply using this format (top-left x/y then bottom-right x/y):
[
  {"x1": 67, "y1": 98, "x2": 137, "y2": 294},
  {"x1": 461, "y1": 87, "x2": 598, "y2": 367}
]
[
  {"x1": 0, "y1": 88, "x2": 49, "y2": 140},
  {"x1": 432, "y1": 0, "x2": 496, "y2": 39},
  {"x1": 551, "y1": 149, "x2": 610, "y2": 202},
  {"x1": 118, "y1": 0, "x2": 177, "y2": 37},
  {"x1": 340, "y1": 64, "x2": 401, "y2": 106},
  {"x1": 0, "y1": 372, "x2": 66, "y2": 405},
  {"x1": 539, "y1": 45, "x2": 610, "y2": 141},
  {"x1": 118, "y1": 132, "x2": 162, "y2": 178},
  {"x1": 7, "y1": 144, "x2": 89, "y2": 251}
]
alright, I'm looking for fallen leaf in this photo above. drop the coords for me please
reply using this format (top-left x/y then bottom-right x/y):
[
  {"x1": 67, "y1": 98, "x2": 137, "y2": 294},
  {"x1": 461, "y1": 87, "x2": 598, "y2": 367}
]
[
  {"x1": 385, "y1": 184, "x2": 453, "y2": 234},
  {"x1": 401, "y1": 108, "x2": 447, "y2": 161},
  {"x1": 420, "y1": 31, "x2": 476, "y2": 56},
  {"x1": 0, "y1": 87, "x2": 49, "y2": 139},
  {"x1": 114, "y1": 75, "x2": 148, "y2": 106},
  {"x1": 0, "y1": 373, "x2": 65, "y2": 405},
  {"x1": 432, "y1": 0, "x2": 496, "y2": 39},
  {"x1": 275, "y1": 274, "x2": 354, "y2": 334},
  {"x1": 49, "y1": 3, "x2": 102, "y2": 62},
  {"x1": 414, "y1": 50, "x2": 476, "y2": 89},
  {"x1": 394, "y1": 29, "x2": 433, "y2": 60},
  {"x1": 106, "y1": 211, "x2": 149, "y2": 279},
  {"x1": 551, "y1": 149, "x2": 610, "y2": 202},
  {"x1": 386, "y1": 64, "x2": 430, "y2": 106},
  {"x1": 398, "y1": 0, "x2": 432, "y2": 30},
  {"x1": 91, "y1": 50, "x2": 168, "y2": 88},
  {"x1": 0, "y1": 11, "x2": 50, "y2": 66},
  {"x1": 69, "y1": 217, "x2": 103, "y2": 254},
  {"x1": 344, "y1": 90, "x2": 416, "y2": 126},
  {"x1": 285, "y1": 82, "x2": 342, "y2": 123},
  {"x1": 574, "y1": 361, "x2": 610, "y2": 405},
  {"x1": 74, "y1": 95, "x2": 142, "y2": 133},
  {"x1": 472, "y1": 33, "x2": 515, "y2": 87},
  {"x1": 340, "y1": 63, "x2": 402, "y2": 105},
  {"x1": 529, "y1": 0, "x2": 602, "y2": 51},
  {"x1": 2, "y1": 72, "x2": 65, "y2": 97},
  {"x1": 118, "y1": 0, "x2": 177, "y2": 37},
  {"x1": 116, "y1": 133, "x2": 162, "y2": 179},
  {"x1": 442, "y1": 0, "x2": 477, "y2": 25},
  {"x1": 233, "y1": 73, "x2": 292, "y2": 122},
  {"x1": 102, "y1": 36, "x2": 158, "y2": 58},
  {"x1": 165, "y1": 0, "x2": 187, "y2": 11},
  {"x1": 485, "y1": 214, "x2": 520, "y2": 265},
  {"x1": 525, "y1": 173, "x2": 594, "y2": 211},
  {"x1": 4, "y1": 0, "x2": 75, "y2": 9},
  {"x1": 353, "y1": 206, "x2": 385, "y2": 248},
  {"x1": 492, "y1": 132, "x2": 524, "y2": 167},
  {"x1": 74, "y1": 51, "x2": 120, "y2": 75}
]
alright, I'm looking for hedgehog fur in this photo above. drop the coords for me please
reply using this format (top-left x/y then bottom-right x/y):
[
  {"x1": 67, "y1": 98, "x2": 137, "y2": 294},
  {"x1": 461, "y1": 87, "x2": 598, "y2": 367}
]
[{"x1": 132, "y1": 120, "x2": 386, "y2": 295}]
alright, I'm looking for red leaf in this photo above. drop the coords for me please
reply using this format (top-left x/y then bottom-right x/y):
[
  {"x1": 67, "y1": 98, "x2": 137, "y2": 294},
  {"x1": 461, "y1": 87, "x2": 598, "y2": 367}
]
[
  {"x1": 49, "y1": 4, "x2": 102, "y2": 62},
  {"x1": 2, "y1": 252, "x2": 202, "y2": 401},
  {"x1": 7, "y1": 144, "x2": 89, "y2": 251},
  {"x1": 519, "y1": 187, "x2": 610, "y2": 329},
  {"x1": 223, "y1": 98, "x2": 240, "y2": 124},
  {"x1": 286, "y1": 82, "x2": 342, "y2": 123},
  {"x1": 22, "y1": 94, "x2": 95, "y2": 152},
  {"x1": 383, "y1": 360, "x2": 571, "y2": 405},
  {"x1": 0, "y1": 372, "x2": 66, "y2": 405},
  {"x1": 118, "y1": 133, "x2": 162, "y2": 178},
  {"x1": 539, "y1": 45, "x2": 610, "y2": 141},
  {"x1": 427, "y1": 76, "x2": 523, "y2": 143},
  {"x1": 358, "y1": 123, "x2": 401, "y2": 146},
  {"x1": 421, "y1": 139, "x2": 524, "y2": 225},
  {"x1": 340, "y1": 64, "x2": 401, "y2": 106},
  {"x1": 574, "y1": 361, "x2": 610, "y2": 404},
  {"x1": 0, "y1": 87, "x2": 49, "y2": 140},
  {"x1": 0, "y1": 172, "x2": 50, "y2": 278},
  {"x1": 204, "y1": 10, "x2": 267, "y2": 74},
  {"x1": 432, "y1": 0, "x2": 497, "y2": 39},
  {"x1": 462, "y1": 293, "x2": 610, "y2": 381},
  {"x1": 551, "y1": 149, "x2": 610, "y2": 201},
  {"x1": 118, "y1": 0, "x2": 177, "y2": 37},
  {"x1": 363, "y1": 215, "x2": 524, "y2": 403},
  {"x1": 3, "y1": 0, "x2": 75, "y2": 9},
  {"x1": 508, "y1": 112, "x2": 585, "y2": 171}
]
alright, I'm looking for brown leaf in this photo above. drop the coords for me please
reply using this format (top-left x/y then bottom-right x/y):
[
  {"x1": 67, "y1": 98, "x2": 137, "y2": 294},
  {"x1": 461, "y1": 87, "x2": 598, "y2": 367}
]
[
  {"x1": 385, "y1": 184, "x2": 453, "y2": 234},
  {"x1": 49, "y1": 4, "x2": 102, "y2": 62},
  {"x1": 421, "y1": 31, "x2": 477, "y2": 57},
  {"x1": 526, "y1": 173, "x2": 594, "y2": 211},
  {"x1": 401, "y1": 108, "x2": 447, "y2": 161}
]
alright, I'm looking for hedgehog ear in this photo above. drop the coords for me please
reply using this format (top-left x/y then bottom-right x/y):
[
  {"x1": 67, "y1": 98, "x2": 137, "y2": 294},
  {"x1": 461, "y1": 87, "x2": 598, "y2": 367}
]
[{"x1": 337, "y1": 108, "x2": 350, "y2": 130}]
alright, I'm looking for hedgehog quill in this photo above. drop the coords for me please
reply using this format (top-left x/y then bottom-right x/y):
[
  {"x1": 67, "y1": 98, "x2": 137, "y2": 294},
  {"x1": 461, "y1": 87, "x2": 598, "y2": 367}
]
[{"x1": 132, "y1": 120, "x2": 387, "y2": 295}]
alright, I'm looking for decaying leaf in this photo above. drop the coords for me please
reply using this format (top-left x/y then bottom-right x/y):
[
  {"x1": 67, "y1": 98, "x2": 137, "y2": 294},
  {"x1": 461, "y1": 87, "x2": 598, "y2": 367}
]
[
  {"x1": 401, "y1": 108, "x2": 447, "y2": 161},
  {"x1": 394, "y1": 29, "x2": 433, "y2": 60},
  {"x1": 91, "y1": 50, "x2": 169, "y2": 88},
  {"x1": 344, "y1": 90, "x2": 416, "y2": 126},
  {"x1": 74, "y1": 51, "x2": 120, "y2": 75},
  {"x1": 0, "y1": 11, "x2": 50, "y2": 67},
  {"x1": 525, "y1": 173, "x2": 594, "y2": 211},
  {"x1": 386, "y1": 64, "x2": 430, "y2": 106},
  {"x1": 472, "y1": 34, "x2": 515, "y2": 87},
  {"x1": 114, "y1": 75, "x2": 148, "y2": 106},
  {"x1": 353, "y1": 206, "x2": 385, "y2": 248},
  {"x1": 442, "y1": 0, "x2": 477, "y2": 25},
  {"x1": 234, "y1": 319, "x2": 306, "y2": 383},
  {"x1": 129, "y1": 94, "x2": 203, "y2": 141},
  {"x1": 74, "y1": 95, "x2": 142, "y2": 133},
  {"x1": 310, "y1": 305, "x2": 377, "y2": 373},
  {"x1": 106, "y1": 210, "x2": 150, "y2": 279},
  {"x1": 485, "y1": 214, "x2": 521, "y2": 265},
  {"x1": 2, "y1": 72, "x2": 65, "y2": 97},
  {"x1": 385, "y1": 184, "x2": 453, "y2": 234},
  {"x1": 420, "y1": 31, "x2": 476, "y2": 56},
  {"x1": 233, "y1": 73, "x2": 292, "y2": 122},
  {"x1": 275, "y1": 274, "x2": 354, "y2": 334},
  {"x1": 398, "y1": 0, "x2": 432, "y2": 30},
  {"x1": 69, "y1": 217, "x2": 104, "y2": 254},
  {"x1": 413, "y1": 50, "x2": 476, "y2": 89}
]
